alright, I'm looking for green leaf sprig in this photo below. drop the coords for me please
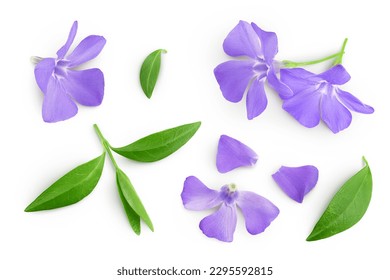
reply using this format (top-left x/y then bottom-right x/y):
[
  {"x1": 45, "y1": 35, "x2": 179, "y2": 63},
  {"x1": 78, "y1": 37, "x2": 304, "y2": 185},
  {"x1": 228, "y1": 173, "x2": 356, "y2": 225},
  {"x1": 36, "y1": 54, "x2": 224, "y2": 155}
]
[
  {"x1": 25, "y1": 122, "x2": 201, "y2": 235},
  {"x1": 307, "y1": 157, "x2": 372, "y2": 241},
  {"x1": 140, "y1": 49, "x2": 167, "y2": 98}
]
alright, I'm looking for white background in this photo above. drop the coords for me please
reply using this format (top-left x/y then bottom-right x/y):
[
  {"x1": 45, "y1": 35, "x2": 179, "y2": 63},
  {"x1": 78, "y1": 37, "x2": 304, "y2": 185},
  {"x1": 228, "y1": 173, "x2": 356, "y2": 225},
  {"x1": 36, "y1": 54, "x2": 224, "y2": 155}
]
[{"x1": 1, "y1": 0, "x2": 389, "y2": 279}]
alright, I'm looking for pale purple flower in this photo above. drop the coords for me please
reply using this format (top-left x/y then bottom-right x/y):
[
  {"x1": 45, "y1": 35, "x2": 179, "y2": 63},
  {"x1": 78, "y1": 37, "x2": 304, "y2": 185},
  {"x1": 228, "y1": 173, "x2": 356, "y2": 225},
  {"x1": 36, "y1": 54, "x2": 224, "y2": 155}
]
[
  {"x1": 34, "y1": 21, "x2": 106, "y2": 122},
  {"x1": 214, "y1": 20, "x2": 292, "y2": 120},
  {"x1": 217, "y1": 135, "x2": 258, "y2": 173},
  {"x1": 272, "y1": 165, "x2": 319, "y2": 203},
  {"x1": 181, "y1": 176, "x2": 279, "y2": 242},
  {"x1": 280, "y1": 65, "x2": 374, "y2": 133}
]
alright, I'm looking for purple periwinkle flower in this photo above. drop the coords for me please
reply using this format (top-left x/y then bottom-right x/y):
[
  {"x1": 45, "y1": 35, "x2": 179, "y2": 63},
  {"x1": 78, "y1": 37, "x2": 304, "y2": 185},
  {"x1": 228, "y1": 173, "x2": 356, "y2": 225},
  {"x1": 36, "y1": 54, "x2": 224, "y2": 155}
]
[
  {"x1": 181, "y1": 176, "x2": 279, "y2": 242},
  {"x1": 272, "y1": 165, "x2": 319, "y2": 203},
  {"x1": 214, "y1": 20, "x2": 292, "y2": 120},
  {"x1": 33, "y1": 21, "x2": 106, "y2": 123},
  {"x1": 217, "y1": 135, "x2": 258, "y2": 173},
  {"x1": 280, "y1": 65, "x2": 374, "y2": 133}
]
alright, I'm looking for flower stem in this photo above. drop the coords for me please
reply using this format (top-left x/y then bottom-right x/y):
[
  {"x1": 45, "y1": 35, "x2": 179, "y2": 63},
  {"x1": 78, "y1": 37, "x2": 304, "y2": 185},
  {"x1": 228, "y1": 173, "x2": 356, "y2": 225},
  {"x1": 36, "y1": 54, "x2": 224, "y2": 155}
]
[
  {"x1": 94, "y1": 124, "x2": 119, "y2": 170},
  {"x1": 30, "y1": 56, "x2": 43, "y2": 65},
  {"x1": 282, "y1": 38, "x2": 348, "y2": 68}
]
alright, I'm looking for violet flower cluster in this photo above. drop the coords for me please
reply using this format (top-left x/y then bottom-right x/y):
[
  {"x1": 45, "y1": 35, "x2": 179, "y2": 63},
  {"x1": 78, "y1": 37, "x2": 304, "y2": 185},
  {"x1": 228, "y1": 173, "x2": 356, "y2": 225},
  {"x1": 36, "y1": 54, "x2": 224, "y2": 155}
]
[{"x1": 214, "y1": 21, "x2": 374, "y2": 133}]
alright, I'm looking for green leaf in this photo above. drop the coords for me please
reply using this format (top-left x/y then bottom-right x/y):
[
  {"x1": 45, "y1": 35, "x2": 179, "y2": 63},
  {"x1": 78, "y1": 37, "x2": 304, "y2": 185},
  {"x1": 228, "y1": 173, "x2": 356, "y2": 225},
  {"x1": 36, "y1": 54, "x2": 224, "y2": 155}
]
[
  {"x1": 116, "y1": 168, "x2": 154, "y2": 232},
  {"x1": 140, "y1": 49, "x2": 167, "y2": 98},
  {"x1": 117, "y1": 184, "x2": 141, "y2": 235},
  {"x1": 111, "y1": 121, "x2": 201, "y2": 162},
  {"x1": 307, "y1": 157, "x2": 372, "y2": 241},
  {"x1": 25, "y1": 153, "x2": 106, "y2": 212}
]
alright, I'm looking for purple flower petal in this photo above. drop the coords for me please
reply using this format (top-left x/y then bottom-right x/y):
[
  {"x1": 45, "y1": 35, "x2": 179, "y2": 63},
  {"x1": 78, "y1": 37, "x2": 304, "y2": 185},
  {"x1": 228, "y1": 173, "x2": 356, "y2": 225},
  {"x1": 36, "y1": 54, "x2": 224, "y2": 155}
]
[
  {"x1": 34, "y1": 58, "x2": 55, "y2": 93},
  {"x1": 181, "y1": 176, "x2": 222, "y2": 211},
  {"x1": 272, "y1": 165, "x2": 319, "y2": 203},
  {"x1": 321, "y1": 93, "x2": 352, "y2": 133},
  {"x1": 56, "y1": 21, "x2": 78, "y2": 59},
  {"x1": 282, "y1": 88, "x2": 321, "y2": 128},
  {"x1": 250, "y1": 23, "x2": 278, "y2": 64},
  {"x1": 246, "y1": 77, "x2": 267, "y2": 120},
  {"x1": 214, "y1": 60, "x2": 255, "y2": 103},
  {"x1": 63, "y1": 68, "x2": 104, "y2": 106},
  {"x1": 337, "y1": 89, "x2": 374, "y2": 114},
  {"x1": 280, "y1": 68, "x2": 319, "y2": 93},
  {"x1": 217, "y1": 135, "x2": 258, "y2": 173},
  {"x1": 236, "y1": 191, "x2": 279, "y2": 234},
  {"x1": 67, "y1": 35, "x2": 106, "y2": 68},
  {"x1": 267, "y1": 68, "x2": 293, "y2": 99},
  {"x1": 199, "y1": 203, "x2": 237, "y2": 242},
  {"x1": 42, "y1": 77, "x2": 78, "y2": 123},
  {"x1": 223, "y1": 20, "x2": 262, "y2": 59},
  {"x1": 317, "y1": 65, "x2": 351, "y2": 85}
]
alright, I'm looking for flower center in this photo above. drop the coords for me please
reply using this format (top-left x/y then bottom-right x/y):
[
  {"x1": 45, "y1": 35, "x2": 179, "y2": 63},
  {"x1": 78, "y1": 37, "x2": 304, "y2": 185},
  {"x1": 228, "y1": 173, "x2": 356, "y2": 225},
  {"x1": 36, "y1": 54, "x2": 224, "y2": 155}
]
[
  {"x1": 221, "y1": 184, "x2": 238, "y2": 204},
  {"x1": 318, "y1": 81, "x2": 335, "y2": 96}
]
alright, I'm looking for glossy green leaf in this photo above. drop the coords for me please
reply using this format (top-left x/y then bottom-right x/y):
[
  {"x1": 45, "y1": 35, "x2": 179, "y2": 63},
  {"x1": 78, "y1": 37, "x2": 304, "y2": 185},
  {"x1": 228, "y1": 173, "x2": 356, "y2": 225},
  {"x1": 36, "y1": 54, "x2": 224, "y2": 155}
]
[
  {"x1": 116, "y1": 168, "x2": 154, "y2": 231},
  {"x1": 140, "y1": 49, "x2": 167, "y2": 98},
  {"x1": 25, "y1": 153, "x2": 106, "y2": 212},
  {"x1": 117, "y1": 184, "x2": 141, "y2": 235},
  {"x1": 112, "y1": 121, "x2": 201, "y2": 162},
  {"x1": 307, "y1": 157, "x2": 372, "y2": 241}
]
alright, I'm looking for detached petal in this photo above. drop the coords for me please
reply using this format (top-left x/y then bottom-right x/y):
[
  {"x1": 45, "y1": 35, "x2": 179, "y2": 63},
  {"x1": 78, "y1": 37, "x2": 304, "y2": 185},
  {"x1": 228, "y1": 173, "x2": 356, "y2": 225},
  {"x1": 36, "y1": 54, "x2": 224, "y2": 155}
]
[
  {"x1": 181, "y1": 176, "x2": 222, "y2": 211},
  {"x1": 236, "y1": 191, "x2": 279, "y2": 234},
  {"x1": 321, "y1": 93, "x2": 352, "y2": 133},
  {"x1": 223, "y1": 20, "x2": 262, "y2": 59},
  {"x1": 217, "y1": 135, "x2": 258, "y2": 173},
  {"x1": 272, "y1": 165, "x2": 319, "y2": 203},
  {"x1": 67, "y1": 35, "x2": 106, "y2": 67},
  {"x1": 57, "y1": 21, "x2": 78, "y2": 59},
  {"x1": 42, "y1": 77, "x2": 78, "y2": 123},
  {"x1": 246, "y1": 77, "x2": 267, "y2": 120},
  {"x1": 214, "y1": 60, "x2": 255, "y2": 102},
  {"x1": 282, "y1": 88, "x2": 321, "y2": 128},
  {"x1": 34, "y1": 58, "x2": 55, "y2": 93},
  {"x1": 280, "y1": 68, "x2": 318, "y2": 93},
  {"x1": 199, "y1": 203, "x2": 237, "y2": 242},
  {"x1": 317, "y1": 65, "x2": 351, "y2": 85},
  {"x1": 251, "y1": 23, "x2": 278, "y2": 63},
  {"x1": 63, "y1": 68, "x2": 104, "y2": 106},
  {"x1": 337, "y1": 89, "x2": 374, "y2": 114}
]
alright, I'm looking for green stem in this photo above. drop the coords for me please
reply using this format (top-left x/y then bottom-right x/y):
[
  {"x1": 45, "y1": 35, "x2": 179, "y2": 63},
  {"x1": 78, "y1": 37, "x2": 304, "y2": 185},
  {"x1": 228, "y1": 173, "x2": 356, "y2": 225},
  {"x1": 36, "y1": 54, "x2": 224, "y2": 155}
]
[
  {"x1": 282, "y1": 38, "x2": 348, "y2": 68},
  {"x1": 94, "y1": 124, "x2": 119, "y2": 170},
  {"x1": 30, "y1": 56, "x2": 43, "y2": 65}
]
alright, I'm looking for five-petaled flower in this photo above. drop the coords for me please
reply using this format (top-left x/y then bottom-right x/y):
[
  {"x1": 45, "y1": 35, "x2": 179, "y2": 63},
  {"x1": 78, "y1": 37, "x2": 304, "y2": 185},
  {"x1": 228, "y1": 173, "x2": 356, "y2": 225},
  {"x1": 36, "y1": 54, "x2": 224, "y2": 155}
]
[
  {"x1": 181, "y1": 176, "x2": 279, "y2": 242},
  {"x1": 280, "y1": 65, "x2": 374, "y2": 133},
  {"x1": 34, "y1": 21, "x2": 106, "y2": 122},
  {"x1": 214, "y1": 20, "x2": 292, "y2": 120}
]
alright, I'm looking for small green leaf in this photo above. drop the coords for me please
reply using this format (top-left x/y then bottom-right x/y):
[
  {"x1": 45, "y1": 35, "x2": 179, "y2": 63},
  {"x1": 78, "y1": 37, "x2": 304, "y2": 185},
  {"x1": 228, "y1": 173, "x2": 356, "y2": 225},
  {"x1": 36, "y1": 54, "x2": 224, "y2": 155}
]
[
  {"x1": 117, "y1": 184, "x2": 141, "y2": 235},
  {"x1": 307, "y1": 157, "x2": 372, "y2": 241},
  {"x1": 140, "y1": 49, "x2": 167, "y2": 98},
  {"x1": 25, "y1": 153, "x2": 106, "y2": 212},
  {"x1": 111, "y1": 121, "x2": 201, "y2": 162},
  {"x1": 116, "y1": 168, "x2": 154, "y2": 232}
]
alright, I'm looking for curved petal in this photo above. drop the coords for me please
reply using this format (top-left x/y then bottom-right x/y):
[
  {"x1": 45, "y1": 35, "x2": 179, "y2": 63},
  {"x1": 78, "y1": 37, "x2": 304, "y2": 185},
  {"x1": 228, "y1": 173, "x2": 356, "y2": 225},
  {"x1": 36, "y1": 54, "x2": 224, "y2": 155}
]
[
  {"x1": 57, "y1": 21, "x2": 78, "y2": 59},
  {"x1": 217, "y1": 135, "x2": 258, "y2": 173},
  {"x1": 67, "y1": 35, "x2": 106, "y2": 67},
  {"x1": 337, "y1": 89, "x2": 374, "y2": 114},
  {"x1": 223, "y1": 20, "x2": 262, "y2": 59},
  {"x1": 267, "y1": 68, "x2": 293, "y2": 99},
  {"x1": 272, "y1": 165, "x2": 319, "y2": 203},
  {"x1": 62, "y1": 68, "x2": 104, "y2": 106},
  {"x1": 246, "y1": 78, "x2": 267, "y2": 120},
  {"x1": 34, "y1": 58, "x2": 55, "y2": 93},
  {"x1": 236, "y1": 191, "x2": 279, "y2": 235},
  {"x1": 321, "y1": 92, "x2": 352, "y2": 133},
  {"x1": 214, "y1": 60, "x2": 255, "y2": 102},
  {"x1": 42, "y1": 77, "x2": 78, "y2": 123},
  {"x1": 280, "y1": 68, "x2": 318, "y2": 94},
  {"x1": 181, "y1": 176, "x2": 222, "y2": 211},
  {"x1": 317, "y1": 65, "x2": 351, "y2": 85},
  {"x1": 282, "y1": 88, "x2": 321, "y2": 128},
  {"x1": 251, "y1": 23, "x2": 278, "y2": 63},
  {"x1": 199, "y1": 203, "x2": 237, "y2": 242}
]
